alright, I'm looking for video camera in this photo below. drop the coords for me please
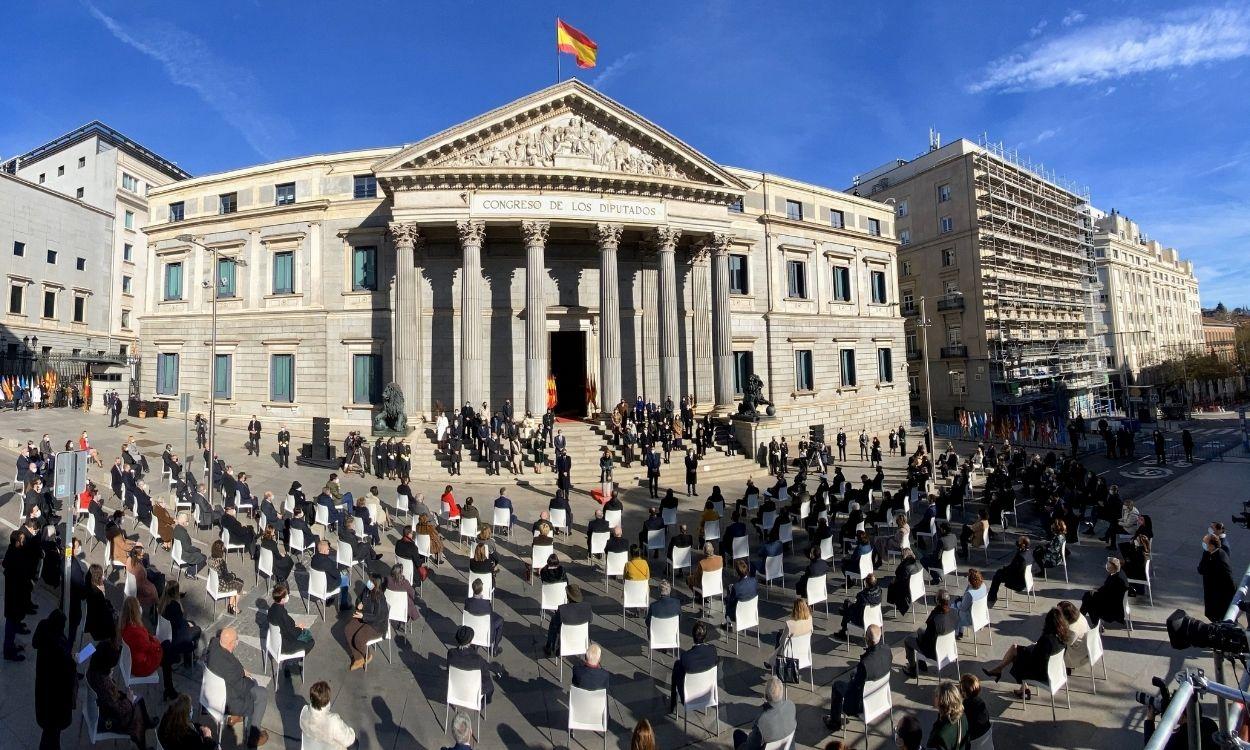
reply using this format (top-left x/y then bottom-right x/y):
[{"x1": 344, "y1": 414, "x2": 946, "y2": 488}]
[
  {"x1": 1231, "y1": 499, "x2": 1250, "y2": 529},
  {"x1": 1166, "y1": 609, "x2": 1250, "y2": 656},
  {"x1": 1135, "y1": 675, "x2": 1172, "y2": 713}
]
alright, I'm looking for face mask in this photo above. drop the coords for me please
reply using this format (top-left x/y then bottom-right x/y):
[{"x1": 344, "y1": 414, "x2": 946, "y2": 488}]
[{"x1": 365, "y1": 581, "x2": 375, "y2": 591}]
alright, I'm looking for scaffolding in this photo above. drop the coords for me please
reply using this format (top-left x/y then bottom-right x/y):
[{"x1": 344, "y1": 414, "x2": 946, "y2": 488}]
[{"x1": 974, "y1": 145, "x2": 1111, "y2": 419}]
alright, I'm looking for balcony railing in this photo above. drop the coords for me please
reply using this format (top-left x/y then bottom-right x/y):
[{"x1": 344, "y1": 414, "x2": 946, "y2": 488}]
[
  {"x1": 936, "y1": 293, "x2": 966, "y2": 311},
  {"x1": 941, "y1": 345, "x2": 969, "y2": 358},
  {"x1": 902, "y1": 306, "x2": 919, "y2": 317},
  {"x1": 906, "y1": 349, "x2": 923, "y2": 361}
]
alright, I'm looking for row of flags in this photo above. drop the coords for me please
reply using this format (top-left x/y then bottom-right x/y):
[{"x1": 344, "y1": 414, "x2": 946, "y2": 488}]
[
  {"x1": 0, "y1": 370, "x2": 63, "y2": 400},
  {"x1": 958, "y1": 410, "x2": 1063, "y2": 443}
]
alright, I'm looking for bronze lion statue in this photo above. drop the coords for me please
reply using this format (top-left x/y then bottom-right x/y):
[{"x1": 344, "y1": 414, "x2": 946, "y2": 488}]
[{"x1": 372, "y1": 382, "x2": 408, "y2": 433}]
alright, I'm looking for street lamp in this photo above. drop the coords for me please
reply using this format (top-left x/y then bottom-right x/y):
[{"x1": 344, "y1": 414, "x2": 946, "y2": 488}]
[
  {"x1": 175, "y1": 233, "x2": 247, "y2": 509},
  {"x1": 917, "y1": 295, "x2": 936, "y2": 453}
]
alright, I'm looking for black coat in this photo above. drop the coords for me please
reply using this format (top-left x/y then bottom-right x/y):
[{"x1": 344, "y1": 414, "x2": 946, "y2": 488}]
[
  {"x1": 843, "y1": 641, "x2": 892, "y2": 717},
  {"x1": 34, "y1": 612, "x2": 76, "y2": 731},
  {"x1": 85, "y1": 586, "x2": 116, "y2": 642},
  {"x1": 1009, "y1": 632, "x2": 1065, "y2": 685},
  {"x1": 1200, "y1": 548, "x2": 1236, "y2": 622},
  {"x1": 917, "y1": 607, "x2": 959, "y2": 659},
  {"x1": 2, "y1": 542, "x2": 33, "y2": 620}
]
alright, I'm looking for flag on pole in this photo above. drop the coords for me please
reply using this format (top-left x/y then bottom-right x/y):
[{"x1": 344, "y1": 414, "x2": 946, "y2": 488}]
[{"x1": 557, "y1": 18, "x2": 597, "y2": 68}]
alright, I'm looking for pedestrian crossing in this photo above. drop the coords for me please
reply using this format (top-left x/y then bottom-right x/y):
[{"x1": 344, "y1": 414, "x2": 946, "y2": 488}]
[{"x1": 1177, "y1": 427, "x2": 1243, "y2": 437}]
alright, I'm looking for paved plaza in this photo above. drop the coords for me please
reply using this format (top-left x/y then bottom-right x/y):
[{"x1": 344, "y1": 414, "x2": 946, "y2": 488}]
[{"x1": 0, "y1": 407, "x2": 1246, "y2": 749}]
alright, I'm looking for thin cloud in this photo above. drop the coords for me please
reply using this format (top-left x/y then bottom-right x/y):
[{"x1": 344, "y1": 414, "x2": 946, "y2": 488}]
[
  {"x1": 83, "y1": 2, "x2": 290, "y2": 159},
  {"x1": 591, "y1": 52, "x2": 640, "y2": 90},
  {"x1": 969, "y1": 5, "x2": 1250, "y2": 93},
  {"x1": 1032, "y1": 128, "x2": 1059, "y2": 144},
  {"x1": 1028, "y1": 19, "x2": 1049, "y2": 37},
  {"x1": 1062, "y1": 10, "x2": 1087, "y2": 26}
]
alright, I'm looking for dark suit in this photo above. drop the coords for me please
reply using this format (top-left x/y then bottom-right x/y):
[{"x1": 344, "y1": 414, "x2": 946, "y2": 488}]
[
  {"x1": 268, "y1": 601, "x2": 313, "y2": 654},
  {"x1": 447, "y1": 645, "x2": 493, "y2": 703},
  {"x1": 905, "y1": 606, "x2": 958, "y2": 670},
  {"x1": 247, "y1": 420, "x2": 262, "y2": 455},
  {"x1": 646, "y1": 595, "x2": 681, "y2": 629},
  {"x1": 204, "y1": 639, "x2": 266, "y2": 729},
  {"x1": 546, "y1": 600, "x2": 592, "y2": 652},
  {"x1": 1081, "y1": 571, "x2": 1131, "y2": 625},
  {"x1": 465, "y1": 597, "x2": 502, "y2": 646},
  {"x1": 572, "y1": 663, "x2": 610, "y2": 691},
  {"x1": 277, "y1": 430, "x2": 291, "y2": 467},
  {"x1": 670, "y1": 643, "x2": 717, "y2": 710},
  {"x1": 829, "y1": 641, "x2": 892, "y2": 724}
]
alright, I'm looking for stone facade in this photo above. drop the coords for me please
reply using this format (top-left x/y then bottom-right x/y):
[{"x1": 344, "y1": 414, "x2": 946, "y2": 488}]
[{"x1": 140, "y1": 81, "x2": 908, "y2": 441}]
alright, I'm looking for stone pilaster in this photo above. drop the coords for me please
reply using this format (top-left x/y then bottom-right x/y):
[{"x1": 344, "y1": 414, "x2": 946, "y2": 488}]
[
  {"x1": 653, "y1": 226, "x2": 682, "y2": 405},
  {"x1": 596, "y1": 223, "x2": 623, "y2": 416},
  {"x1": 688, "y1": 241, "x2": 713, "y2": 409},
  {"x1": 522, "y1": 220, "x2": 550, "y2": 418},
  {"x1": 708, "y1": 232, "x2": 735, "y2": 410},
  {"x1": 388, "y1": 221, "x2": 423, "y2": 419},
  {"x1": 457, "y1": 220, "x2": 486, "y2": 409}
]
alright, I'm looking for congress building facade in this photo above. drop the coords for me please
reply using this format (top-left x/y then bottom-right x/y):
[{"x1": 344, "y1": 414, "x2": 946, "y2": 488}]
[{"x1": 140, "y1": 81, "x2": 908, "y2": 439}]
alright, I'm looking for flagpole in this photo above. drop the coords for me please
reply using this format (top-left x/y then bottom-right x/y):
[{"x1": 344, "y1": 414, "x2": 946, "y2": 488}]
[{"x1": 555, "y1": 17, "x2": 561, "y2": 83}]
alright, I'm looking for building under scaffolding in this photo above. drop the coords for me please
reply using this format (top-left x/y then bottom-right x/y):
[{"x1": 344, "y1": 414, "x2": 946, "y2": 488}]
[{"x1": 848, "y1": 136, "x2": 1112, "y2": 431}]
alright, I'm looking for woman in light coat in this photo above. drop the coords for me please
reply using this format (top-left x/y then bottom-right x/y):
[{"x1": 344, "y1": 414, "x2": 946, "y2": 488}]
[{"x1": 1058, "y1": 599, "x2": 1092, "y2": 669}]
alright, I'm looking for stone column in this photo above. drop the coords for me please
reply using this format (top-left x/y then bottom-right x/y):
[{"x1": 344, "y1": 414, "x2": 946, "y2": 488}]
[
  {"x1": 522, "y1": 220, "x2": 550, "y2": 418},
  {"x1": 653, "y1": 226, "x2": 682, "y2": 405},
  {"x1": 688, "y1": 242, "x2": 713, "y2": 408},
  {"x1": 388, "y1": 221, "x2": 423, "y2": 419},
  {"x1": 596, "y1": 223, "x2": 623, "y2": 416},
  {"x1": 708, "y1": 233, "x2": 735, "y2": 410},
  {"x1": 457, "y1": 220, "x2": 486, "y2": 409}
]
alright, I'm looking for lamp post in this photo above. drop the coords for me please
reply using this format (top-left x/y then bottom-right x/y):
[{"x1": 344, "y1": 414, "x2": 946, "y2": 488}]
[
  {"x1": 917, "y1": 296, "x2": 936, "y2": 453},
  {"x1": 175, "y1": 234, "x2": 246, "y2": 508}
]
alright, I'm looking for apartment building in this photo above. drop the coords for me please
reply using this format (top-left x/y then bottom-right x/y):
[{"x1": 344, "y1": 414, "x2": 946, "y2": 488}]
[
  {"x1": 848, "y1": 137, "x2": 1110, "y2": 425},
  {"x1": 3, "y1": 121, "x2": 190, "y2": 356},
  {"x1": 1092, "y1": 207, "x2": 1203, "y2": 398}
]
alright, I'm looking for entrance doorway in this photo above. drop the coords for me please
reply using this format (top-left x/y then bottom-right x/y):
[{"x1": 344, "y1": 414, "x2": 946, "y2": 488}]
[{"x1": 549, "y1": 331, "x2": 587, "y2": 418}]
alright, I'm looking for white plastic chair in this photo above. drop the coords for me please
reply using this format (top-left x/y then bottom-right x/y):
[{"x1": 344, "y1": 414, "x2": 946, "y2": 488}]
[
  {"x1": 363, "y1": 622, "x2": 389, "y2": 671},
  {"x1": 306, "y1": 569, "x2": 334, "y2": 620},
  {"x1": 462, "y1": 610, "x2": 495, "y2": 655},
  {"x1": 531, "y1": 543, "x2": 555, "y2": 585},
  {"x1": 288, "y1": 528, "x2": 314, "y2": 557},
  {"x1": 199, "y1": 668, "x2": 232, "y2": 741},
  {"x1": 670, "y1": 545, "x2": 693, "y2": 584},
  {"x1": 568, "y1": 685, "x2": 609, "y2": 750},
  {"x1": 589, "y1": 531, "x2": 609, "y2": 562},
  {"x1": 844, "y1": 551, "x2": 873, "y2": 590},
  {"x1": 700, "y1": 568, "x2": 724, "y2": 610},
  {"x1": 845, "y1": 602, "x2": 884, "y2": 652},
  {"x1": 264, "y1": 625, "x2": 307, "y2": 688},
  {"x1": 1004, "y1": 566, "x2": 1036, "y2": 612},
  {"x1": 819, "y1": 535, "x2": 835, "y2": 562},
  {"x1": 156, "y1": 615, "x2": 173, "y2": 644},
  {"x1": 648, "y1": 614, "x2": 680, "y2": 675},
  {"x1": 1021, "y1": 650, "x2": 1070, "y2": 721},
  {"x1": 336, "y1": 543, "x2": 361, "y2": 582},
  {"x1": 550, "y1": 508, "x2": 569, "y2": 536},
  {"x1": 680, "y1": 667, "x2": 721, "y2": 736},
  {"x1": 731, "y1": 535, "x2": 750, "y2": 561},
  {"x1": 604, "y1": 508, "x2": 622, "y2": 530},
  {"x1": 623, "y1": 578, "x2": 649, "y2": 626},
  {"x1": 761, "y1": 510, "x2": 777, "y2": 533},
  {"x1": 255, "y1": 547, "x2": 274, "y2": 587},
  {"x1": 123, "y1": 570, "x2": 138, "y2": 600},
  {"x1": 458, "y1": 516, "x2": 479, "y2": 549},
  {"x1": 283, "y1": 494, "x2": 296, "y2": 515},
  {"x1": 764, "y1": 732, "x2": 795, "y2": 750},
  {"x1": 778, "y1": 520, "x2": 794, "y2": 547},
  {"x1": 541, "y1": 581, "x2": 569, "y2": 622},
  {"x1": 385, "y1": 588, "x2": 412, "y2": 656},
  {"x1": 702, "y1": 519, "x2": 721, "y2": 542},
  {"x1": 915, "y1": 631, "x2": 959, "y2": 682},
  {"x1": 758, "y1": 553, "x2": 784, "y2": 598},
  {"x1": 1126, "y1": 558, "x2": 1153, "y2": 606},
  {"x1": 313, "y1": 504, "x2": 330, "y2": 529},
  {"x1": 120, "y1": 640, "x2": 160, "y2": 691},
  {"x1": 968, "y1": 595, "x2": 992, "y2": 656},
  {"x1": 220, "y1": 527, "x2": 246, "y2": 561},
  {"x1": 467, "y1": 571, "x2": 494, "y2": 600},
  {"x1": 81, "y1": 687, "x2": 131, "y2": 745},
  {"x1": 733, "y1": 596, "x2": 760, "y2": 653},
  {"x1": 604, "y1": 550, "x2": 627, "y2": 591},
  {"x1": 205, "y1": 569, "x2": 234, "y2": 612},
  {"x1": 234, "y1": 491, "x2": 254, "y2": 516},
  {"x1": 558, "y1": 621, "x2": 590, "y2": 681},
  {"x1": 492, "y1": 506, "x2": 511, "y2": 536},
  {"x1": 1085, "y1": 624, "x2": 1108, "y2": 694},
  {"x1": 781, "y1": 632, "x2": 815, "y2": 693},
  {"x1": 646, "y1": 528, "x2": 666, "y2": 556},
  {"x1": 805, "y1": 573, "x2": 829, "y2": 617},
  {"x1": 662, "y1": 507, "x2": 677, "y2": 527},
  {"x1": 928, "y1": 548, "x2": 957, "y2": 588},
  {"x1": 444, "y1": 666, "x2": 484, "y2": 738},
  {"x1": 844, "y1": 674, "x2": 895, "y2": 748}
]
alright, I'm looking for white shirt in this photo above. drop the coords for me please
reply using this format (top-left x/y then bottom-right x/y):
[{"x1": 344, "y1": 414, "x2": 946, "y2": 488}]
[{"x1": 299, "y1": 705, "x2": 356, "y2": 750}]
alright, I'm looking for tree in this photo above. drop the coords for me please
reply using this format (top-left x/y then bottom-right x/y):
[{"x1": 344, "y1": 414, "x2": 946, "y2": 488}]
[{"x1": 1214, "y1": 302, "x2": 1229, "y2": 320}]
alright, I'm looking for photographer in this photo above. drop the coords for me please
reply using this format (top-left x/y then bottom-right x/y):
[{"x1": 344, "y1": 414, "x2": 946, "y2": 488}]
[{"x1": 1141, "y1": 677, "x2": 1219, "y2": 749}]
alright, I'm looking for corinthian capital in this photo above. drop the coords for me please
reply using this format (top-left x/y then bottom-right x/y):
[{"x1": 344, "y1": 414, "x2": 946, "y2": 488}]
[
  {"x1": 456, "y1": 220, "x2": 486, "y2": 247},
  {"x1": 650, "y1": 226, "x2": 682, "y2": 251},
  {"x1": 705, "y1": 232, "x2": 733, "y2": 256},
  {"x1": 520, "y1": 220, "x2": 550, "y2": 247},
  {"x1": 594, "y1": 223, "x2": 623, "y2": 250},
  {"x1": 387, "y1": 221, "x2": 423, "y2": 251}
]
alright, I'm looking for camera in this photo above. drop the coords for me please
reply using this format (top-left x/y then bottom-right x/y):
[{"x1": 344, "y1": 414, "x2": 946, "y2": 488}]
[
  {"x1": 1135, "y1": 676, "x2": 1172, "y2": 713},
  {"x1": 1166, "y1": 609, "x2": 1250, "y2": 655}
]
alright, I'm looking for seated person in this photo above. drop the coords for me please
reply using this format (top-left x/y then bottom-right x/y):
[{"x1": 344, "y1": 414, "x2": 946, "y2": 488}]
[
  {"x1": 725, "y1": 559, "x2": 759, "y2": 623},
  {"x1": 903, "y1": 589, "x2": 958, "y2": 679},
  {"x1": 986, "y1": 536, "x2": 1031, "y2": 608},
  {"x1": 625, "y1": 545, "x2": 650, "y2": 581},
  {"x1": 669, "y1": 620, "x2": 717, "y2": 712},
  {"x1": 1079, "y1": 556, "x2": 1130, "y2": 627},
  {"x1": 954, "y1": 568, "x2": 989, "y2": 639},
  {"x1": 982, "y1": 606, "x2": 1068, "y2": 699},
  {"x1": 886, "y1": 549, "x2": 923, "y2": 617},
  {"x1": 836, "y1": 573, "x2": 882, "y2": 640},
  {"x1": 824, "y1": 623, "x2": 891, "y2": 730}
]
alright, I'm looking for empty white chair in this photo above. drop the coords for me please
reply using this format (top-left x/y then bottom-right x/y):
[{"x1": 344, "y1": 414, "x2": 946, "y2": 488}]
[
  {"x1": 844, "y1": 550, "x2": 873, "y2": 590},
  {"x1": 558, "y1": 621, "x2": 590, "y2": 681},
  {"x1": 604, "y1": 550, "x2": 627, "y2": 591},
  {"x1": 623, "y1": 578, "x2": 649, "y2": 626},
  {"x1": 264, "y1": 625, "x2": 307, "y2": 688},
  {"x1": 845, "y1": 674, "x2": 895, "y2": 748},
  {"x1": 703, "y1": 519, "x2": 721, "y2": 542},
  {"x1": 968, "y1": 595, "x2": 992, "y2": 655},
  {"x1": 1021, "y1": 649, "x2": 1070, "y2": 721},
  {"x1": 1085, "y1": 624, "x2": 1108, "y2": 694},
  {"x1": 844, "y1": 603, "x2": 884, "y2": 652},
  {"x1": 462, "y1": 611, "x2": 495, "y2": 656},
  {"x1": 669, "y1": 544, "x2": 693, "y2": 584},
  {"x1": 758, "y1": 553, "x2": 784, "y2": 597},
  {"x1": 541, "y1": 581, "x2": 569, "y2": 622},
  {"x1": 805, "y1": 573, "x2": 829, "y2": 617},
  {"x1": 444, "y1": 666, "x2": 484, "y2": 738},
  {"x1": 1126, "y1": 558, "x2": 1152, "y2": 606},
  {"x1": 205, "y1": 569, "x2": 234, "y2": 612},
  {"x1": 733, "y1": 596, "x2": 760, "y2": 653},
  {"x1": 646, "y1": 528, "x2": 666, "y2": 556},
  {"x1": 648, "y1": 614, "x2": 681, "y2": 675},
  {"x1": 680, "y1": 667, "x2": 721, "y2": 736},
  {"x1": 550, "y1": 508, "x2": 569, "y2": 536},
  {"x1": 567, "y1": 686, "x2": 609, "y2": 750},
  {"x1": 458, "y1": 516, "x2": 479, "y2": 549},
  {"x1": 915, "y1": 631, "x2": 959, "y2": 682},
  {"x1": 120, "y1": 641, "x2": 160, "y2": 691},
  {"x1": 1004, "y1": 565, "x2": 1036, "y2": 612},
  {"x1": 305, "y1": 569, "x2": 334, "y2": 620}
]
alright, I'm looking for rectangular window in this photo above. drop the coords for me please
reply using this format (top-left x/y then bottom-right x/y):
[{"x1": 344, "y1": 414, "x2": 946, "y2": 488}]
[
  {"x1": 896, "y1": 200, "x2": 908, "y2": 217},
  {"x1": 78, "y1": 157, "x2": 86, "y2": 169},
  {"x1": 941, "y1": 248, "x2": 955, "y2": 267},
  {"x1": 164, "y1": 262, "x2": 183, "y2": 301},
  {"x1": 939, "y1": 216, "x2": 953, "y2": 233},
  {"x1": 727, "y1": 197, "x2": 744, "y2": 213},
  {"x1": 877, "y1": 347, "x2": 893, "y2": 383},
  {"x1": 733, "y1": 351, "x2": 754, "y2": 395},
  {"x1": 786, "y1": 259, "x2": 807, "y2": 299},
  {"x1": 867, "y1": 218, "x2": 881, "y2": 236},
  {"x1": 219, "y1": 192, "x2": 237, "y2": 215},
  {"x1": 830, "y1": 209, "x2": 844, "y2": 229},
  {"x1": 123, "y1": 243, "x2": 133, "y2": 262},
  {"x1": 169, "y1": 202, "x2": 184, "y2": 222},
  {"x1": 839, "y1": 348, "x2": 857, "y2": 387},
  {"x1": 121, "y1": 173, "x2": 139, "y2": 192},
  {"x1": 213, "y1": 354, "x2": 232, "y2": 399},
  {"x1": 785, "y1": 200, "x2": 803, "y2": 221},
  {"x1": 38, "y1": 173, "x2": 45, "y2": 184},
  {"x1": 73, "y1": 295, "x2": 85, "y2": 323},
  {"x1": 46, "y1": 249, "x2": 57, "y2": 264},
  {"x1": 156, "y1": 353, "x2": 179, "y2": 395},
  {"x1": 870, "y1": 270, "x2": 888, "y2": 304},
  {"x1": 938, "y1": 184, "x2": 952, "y2": 202},
  {"x1": 352, "y1": 353, "x2": 381, "y2": 404},
  {"x1": 909, "y1": 374, "x2": 920, "y2": 396},
  {"x1": 76, "y1": 187, "x2": 84, "y2": 199},
  {"x1": 57, "y1": 165, "x2": 64, "y2": 176},
  {"x1": 120, "y1": 309, "x2": 131, "y2": 329},
  {"x1": 352, "y1": 246, "x2": 378, "y2": 291},
  {"x1": 832, "y1": 266, "x2": 852, "y2": 302},
  {"x1": 272, "y1": 251, "x2": 295, "y2": 295},
  {"x1": 270, "y1": 354, "x2": 295, "y2": 403},
  {"x1": 794, "y1": 350, "x2": 814, "y2": 392},
  {"x1": 901, "y1": 260, "x2": 912, "y2": 276},
  {"x1": 76, "y1": 257, "x2": 85, "y2": 271},
  {"x1": 947, "y1": 326, "x2": 962, "y2": 345},
  {"x1": 217, "y1": 258, "x2": 237, "y2": 298},
  {"x1": 275, "y1": 182, "x2": 295, "y2": 206},
  {"x1": 12, "y1": 241, "x2": 24, "y2": 257},
  {"x1": 124, "y1": 210, "x2": 134, "y2": 229},
  {"x1": 728, "y1": 254, "x2": 749, "y2": 294},
  {"x1": 905, "y1": 331, "x2": 917, "y2": 353},
  {"x1": 121, "y1": 275, "x2": 132, "y2": 295},
  {"x1": 42, "y1": 290, "x2": 56, "y2": 319},
  {"x1": 353, "y1": 175, "x2": 377, "y2": 199},
  {"x1": 899, "y1": 229, "x2": 911, "y2": 245},
  {"x1": 901, "y1": 291, "x2": 914, "y2": 313}
]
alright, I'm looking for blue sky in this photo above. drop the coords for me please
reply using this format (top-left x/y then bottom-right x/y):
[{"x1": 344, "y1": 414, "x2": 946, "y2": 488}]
[{"x1": 4, "y1": 1, "x2": 1248, "y2": 305}]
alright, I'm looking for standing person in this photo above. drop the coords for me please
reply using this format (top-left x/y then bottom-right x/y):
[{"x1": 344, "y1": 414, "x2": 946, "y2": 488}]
[
  {"x1": 204, "y1": 627, "x2": 269, "y2": 747},
  {"x1": 299, "y1": 680, "x2": 356, "y2": 749},
  {"x1": 1153, "y1": 429, "x2": 1166, "y2": 465},
  {"x1": 1182, "y1": 429, "x2": 1195, "y2": 463},
  {"x1": 684, "y1": 449, "x2": 700, "y2": 496},
  {"x1": 645, "y1": 447, "x2": 662, "y2": 499},
  {"x1": 836, "y1": 428, "x2": 847, "y2": 462},
  {"x1": 33, "y1": 609, "x2": 76, "y2": 750},
  {"x1": 247, "y1": 415, "x2": 262, "y2": 456},
  {"x1": 1200, "y1": 533, "x2": 1236, "y2": 622},
  {"x1": 194, "y1": 414, "x2": 207, "y2": 449},
  {"x1": 858, "y1": 430, "x2": 869, "y2": 462},
  {"x1": 109, "y1": 391, "x2": 123, "y2": 427},
  {"x1": 277, "y1": 425, "x2": 291, "y2": 468},
  {"x1": 3, "y1": 529, "x2": 33, "y2": 661}
]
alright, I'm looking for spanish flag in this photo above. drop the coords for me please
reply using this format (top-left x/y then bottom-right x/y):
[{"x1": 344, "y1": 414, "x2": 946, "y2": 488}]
[{"x1": 557, "y1": 18, "x2": 597, "y2": 69}]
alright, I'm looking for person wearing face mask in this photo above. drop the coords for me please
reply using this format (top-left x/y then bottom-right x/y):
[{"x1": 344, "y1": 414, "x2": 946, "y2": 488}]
[
  {"x1": 343, "y1": 574, "x2": 389, "y2": 670},
  {"x1": 1207, "y1": 522, "x2": 1230, "y2": 554},
  {"x1": 1079, "y1": 557, "x2": 1130, "y2": 628},
  {"x1": 1199, "y1": 533, "x2": 1236, "y2": 623}
]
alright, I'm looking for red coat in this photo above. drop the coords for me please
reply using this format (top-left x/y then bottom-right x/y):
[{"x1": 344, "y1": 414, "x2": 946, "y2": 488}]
[
  {"x1": 440, "y1": 491, "x2": 460, "y2": 518},
  {"x1": 121, "y1": 623, "x2": 163, "y2": 677}
]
